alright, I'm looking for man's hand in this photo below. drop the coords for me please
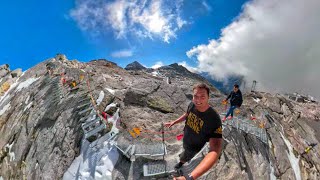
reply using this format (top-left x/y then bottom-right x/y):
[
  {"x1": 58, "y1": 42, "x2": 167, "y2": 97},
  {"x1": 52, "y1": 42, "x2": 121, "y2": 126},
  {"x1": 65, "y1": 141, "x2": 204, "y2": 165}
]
[
  {"x1": 222, "y1": 99, "x2": 228, "y2": 105},
  {"x1": 173, "y1": 176, "x2": 186, "y2": 180},
  {"x1": 164, "y1": 121, "x2": 175, "y2": 128}
]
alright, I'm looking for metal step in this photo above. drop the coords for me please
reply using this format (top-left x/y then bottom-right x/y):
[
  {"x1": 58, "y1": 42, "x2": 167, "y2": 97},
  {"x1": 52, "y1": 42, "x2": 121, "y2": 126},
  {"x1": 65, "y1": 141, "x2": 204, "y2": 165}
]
[
  {"x1": 114, "y1": 137, "x2": 133, "y2": 158},
  {"x1": 78, "y1": 92, "x2": 89, "y2": 98},
  {"x1": 114, "y1": 144, "x2": 133, "y2": 159},
  {"x1": 143, "y1": 162, "x2": 167, "y2": 176},
  {"x1": 134, "y1": 143, "x2": 167, "y2": 157},
  {"x1": 84, "y1": 123, "x2": 106, "y2": 139},
  {"x1": 78, "y1": 97, "x2": 91, "y2": 104},
  {"x1": 79, "y1": 114, "x2": 95, "y2": 123},
  {"x1": 143, "y1": 160, "x2": 176, "y2": 177},
  {"x1": 82, "y1": 117, "x2": 101, "y2": 130},
  {"x1": 50, "y1": 80, "x2": 59, "y2": 85},
  {"x1": 77, "y1": 102, "x2": 92, "y2": 109},
  {"x1": 78, "y1": 107, "x2": 93, "y2": 115},
  {"x1": 90, "y1": 133, "x2": 118, "y2": 148},
  {"x1": 70, "y1": 87, "x2": 80, "y2": 92}
]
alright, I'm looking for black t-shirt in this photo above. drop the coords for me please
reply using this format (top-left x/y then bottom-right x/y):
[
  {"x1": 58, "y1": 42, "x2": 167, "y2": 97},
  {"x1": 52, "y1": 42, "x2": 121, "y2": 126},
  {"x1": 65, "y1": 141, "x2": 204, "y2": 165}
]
[{"x1": 183, "y1": 102, "x2": 222, "y2": 152}]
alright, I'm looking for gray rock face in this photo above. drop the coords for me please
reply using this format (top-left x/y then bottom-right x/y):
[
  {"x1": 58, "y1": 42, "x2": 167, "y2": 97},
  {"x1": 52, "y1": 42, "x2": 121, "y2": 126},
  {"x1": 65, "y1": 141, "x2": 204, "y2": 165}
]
[{"x1": 0, "y1": 56, "x2": 319, "y2": 180}]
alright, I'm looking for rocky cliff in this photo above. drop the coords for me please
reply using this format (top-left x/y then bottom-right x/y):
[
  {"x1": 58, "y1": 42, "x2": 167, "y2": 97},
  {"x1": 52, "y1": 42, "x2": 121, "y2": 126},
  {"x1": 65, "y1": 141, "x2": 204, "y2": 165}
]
[{"x1": 0, "y1": 56, "x2": 319, "y2": 180}]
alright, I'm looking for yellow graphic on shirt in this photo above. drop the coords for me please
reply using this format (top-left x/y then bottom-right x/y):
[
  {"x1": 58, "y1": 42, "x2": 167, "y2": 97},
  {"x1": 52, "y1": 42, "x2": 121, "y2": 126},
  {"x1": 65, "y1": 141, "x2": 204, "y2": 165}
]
[
  {"x1": 215, "y1": 126, "x2": 222, "y2": 134},
  {"x1": 186, "y1": 112, "x2": 204, "y2": 134}
]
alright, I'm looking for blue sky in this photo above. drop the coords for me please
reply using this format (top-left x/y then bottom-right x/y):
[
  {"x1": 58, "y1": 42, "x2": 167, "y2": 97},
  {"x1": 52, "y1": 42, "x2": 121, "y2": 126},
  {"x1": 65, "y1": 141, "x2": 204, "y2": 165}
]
[
  {"x1": 0, "y1": 0, "x2": 248, "y2": 70},
  {"x1": 2, "y1": 0, "x2": 319, "y2": 98}
]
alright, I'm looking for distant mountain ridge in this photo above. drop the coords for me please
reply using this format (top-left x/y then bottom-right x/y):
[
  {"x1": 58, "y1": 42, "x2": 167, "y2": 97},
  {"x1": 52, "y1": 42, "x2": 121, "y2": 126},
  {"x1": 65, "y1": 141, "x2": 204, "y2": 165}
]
[
  {"x1": 200, "y1": 72, "x2": 244, "y2": 94},
  {"x1": 125, "y1": 60, "x2": 243, "y2": 94}
]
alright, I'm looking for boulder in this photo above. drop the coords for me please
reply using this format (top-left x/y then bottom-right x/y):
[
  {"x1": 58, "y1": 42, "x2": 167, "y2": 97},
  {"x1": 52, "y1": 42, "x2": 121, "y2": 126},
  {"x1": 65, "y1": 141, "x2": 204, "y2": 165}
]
[
  {"x1": 11, "y1": 68, "x2": 23, "y2": 78},
  {"x1": 146, "y1": 96, "x2": 174, "y2": 113},
  {"x1": 0, "y1": 69, "x2": 9, "y2": 78},
  {"x1": 55, "y1": 54, "x2": 67, "y2": 62},
  {"x1": 0, "y1": 64, "x2": 9, "y2": 70}
]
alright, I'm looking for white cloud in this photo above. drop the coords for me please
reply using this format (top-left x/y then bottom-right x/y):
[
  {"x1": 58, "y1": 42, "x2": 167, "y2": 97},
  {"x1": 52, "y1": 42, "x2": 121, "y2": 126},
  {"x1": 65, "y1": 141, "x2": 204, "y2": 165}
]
[
  {"x1": 111, "y1": 49, "x2": 133, "y2": 58},
  {"x1": 70, "y1": 0, "x2": 186, "y2": 43},
  {"x1": 187, "y1": 0, "x2": 320, "y2": 98},
  {"x1": 105, "y1": 0, "x2": 129, "y2": 38},
  {"x1": 202, "y1": 1, "x2": 212, "y2": 12},
  {"x1": 178, "y1": 61, "x2": 200, "y2": 73},
  {"x1": 151, "y1": 61, "x2": 165, "y2": 69}
]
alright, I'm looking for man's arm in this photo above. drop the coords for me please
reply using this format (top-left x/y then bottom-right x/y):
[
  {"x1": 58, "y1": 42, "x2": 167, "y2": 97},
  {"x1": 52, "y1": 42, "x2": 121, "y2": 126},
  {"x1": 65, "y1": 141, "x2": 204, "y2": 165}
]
[
  {"x1": 226, "y1": 91, "x2": 232, "y2": 101},
  {"x1": 164, "y1": 113, "x2": 188, "y2": 128},
  {"x1": 190, "y1": 138, "x2": 223, "y2": 179},
  {"x1": 173, "y1": 113, "x2": 188, "y2": 125}
]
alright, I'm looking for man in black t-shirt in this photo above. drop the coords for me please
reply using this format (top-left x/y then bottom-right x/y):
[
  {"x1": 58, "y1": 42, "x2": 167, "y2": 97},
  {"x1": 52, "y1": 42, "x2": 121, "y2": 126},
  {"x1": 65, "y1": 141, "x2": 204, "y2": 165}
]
[{"x1": 165, "y1": 83, "x2": 222, "y2": 180}]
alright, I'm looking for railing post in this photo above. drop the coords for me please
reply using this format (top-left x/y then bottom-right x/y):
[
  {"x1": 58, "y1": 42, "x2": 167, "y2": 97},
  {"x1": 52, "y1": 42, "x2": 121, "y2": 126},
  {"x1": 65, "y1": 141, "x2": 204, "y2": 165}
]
[{"x1": 161, "y1": 123, "x2": 167, "y2": 173}]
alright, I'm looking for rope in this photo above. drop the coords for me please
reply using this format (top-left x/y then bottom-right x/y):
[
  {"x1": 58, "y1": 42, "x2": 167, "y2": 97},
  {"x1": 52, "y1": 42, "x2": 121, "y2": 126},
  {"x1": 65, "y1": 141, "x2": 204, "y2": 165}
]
[{"x1": 141, "y1": 127, "x2": 182, "y2": 134}]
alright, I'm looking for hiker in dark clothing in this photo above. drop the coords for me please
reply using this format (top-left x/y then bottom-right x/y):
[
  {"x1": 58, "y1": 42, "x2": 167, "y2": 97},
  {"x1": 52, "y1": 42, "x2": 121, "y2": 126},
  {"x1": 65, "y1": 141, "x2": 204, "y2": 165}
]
[
  {"x1": 165, "y1": 83, "x2": 222, "y2": 180},
  {"x1": 223, "y1": 84, "x2": 243, "y2": 121}
]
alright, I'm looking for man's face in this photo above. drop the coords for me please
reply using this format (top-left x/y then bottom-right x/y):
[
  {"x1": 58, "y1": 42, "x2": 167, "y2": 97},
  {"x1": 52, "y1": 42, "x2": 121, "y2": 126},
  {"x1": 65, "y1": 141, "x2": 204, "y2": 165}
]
[
  {"x1": 233, "y1": 87, "x2": 238, "y2": 92},
  {"x1": 193, "y1": 88, "x2": 209, "y2": 108}
]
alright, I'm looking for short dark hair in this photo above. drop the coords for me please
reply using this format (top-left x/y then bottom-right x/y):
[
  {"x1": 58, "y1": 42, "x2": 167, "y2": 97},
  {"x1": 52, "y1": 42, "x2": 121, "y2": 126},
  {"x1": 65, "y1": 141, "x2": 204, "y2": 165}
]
[
  {"x1": 193, "y1": 83, "x2": 210, "y2": 96},
  {"x1": 234, "y1": 84, "x2": 239, "y2": 89}
]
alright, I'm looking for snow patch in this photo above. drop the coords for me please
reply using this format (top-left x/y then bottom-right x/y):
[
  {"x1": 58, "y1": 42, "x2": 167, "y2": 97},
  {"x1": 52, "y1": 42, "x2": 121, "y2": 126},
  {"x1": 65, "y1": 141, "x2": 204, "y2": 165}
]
[
  {"x1": 24, "y1": 102, "x2": 33, "y2": 112},
  {"x1": 20, "y1": 71, "x2": 25, "y2": 77},
  {"x1": 253, "y1": 97, "x2": 260, "y2": 103},
  {"x1": 270, "y1": 163, "x2": 277, "y2": 180},
  {"x1": 96, "y1": 91, "x2": 105, "y2": 106},
  {"x1": 5, "y1": 142, "x2": 15, "y2": 162},
  {"x1": 280, "y1": 132, "x2": 301, "y2": 180},
  {"x1": 104, "y1": 103, "x2": 117, "y2": 112},
  {"x1": 0, "y1": 103, "x2": 11, "y2": 116},
  {"x1": 25, "y1": 95, "x2": 30, "y2": 104},
  {"x1": 63, "y1": 108, "x2": 121, "y2": 180},
  {"x1": 152, "y1": 71, "x2": 159, "y2": 77},
  {"x1": 63, "y1": 136, "x2": 119, "y2": 180},
  {"x1": 108, "y1": 109, "x2": 120, "y2": 134},
  {"x1": 105, "y1": 88, "x2": 115, "y2": 95},
  {"x1": 0, "y1": 94, "x2": 11, "y2": 107},
  {"x1": 15, "y1": 77, "x2": 40, "y2": 92}
]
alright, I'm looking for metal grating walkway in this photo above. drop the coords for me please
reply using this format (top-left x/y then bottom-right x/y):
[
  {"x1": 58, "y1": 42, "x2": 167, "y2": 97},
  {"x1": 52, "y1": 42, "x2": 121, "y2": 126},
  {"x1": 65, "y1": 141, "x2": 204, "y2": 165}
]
[
  {"x1": 134, "y1": 143, "x2": 167, "y2": 157},
  {"x1": 221, "y1": 114, "x2": 268, "y2": 143}
]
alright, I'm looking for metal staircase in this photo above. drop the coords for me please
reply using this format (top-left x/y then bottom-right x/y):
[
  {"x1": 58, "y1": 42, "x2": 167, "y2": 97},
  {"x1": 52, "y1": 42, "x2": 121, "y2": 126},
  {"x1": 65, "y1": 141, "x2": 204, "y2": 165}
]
[{"x1": 220, "y1": 114, "x2": 268, "y2": 143}]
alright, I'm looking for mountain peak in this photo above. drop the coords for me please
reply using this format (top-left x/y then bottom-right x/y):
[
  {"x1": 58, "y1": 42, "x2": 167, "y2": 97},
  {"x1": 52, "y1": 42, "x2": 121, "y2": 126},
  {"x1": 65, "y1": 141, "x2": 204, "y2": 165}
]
[{"x1": 125, "y1": 61, "x2": 146, "y2": 70}]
